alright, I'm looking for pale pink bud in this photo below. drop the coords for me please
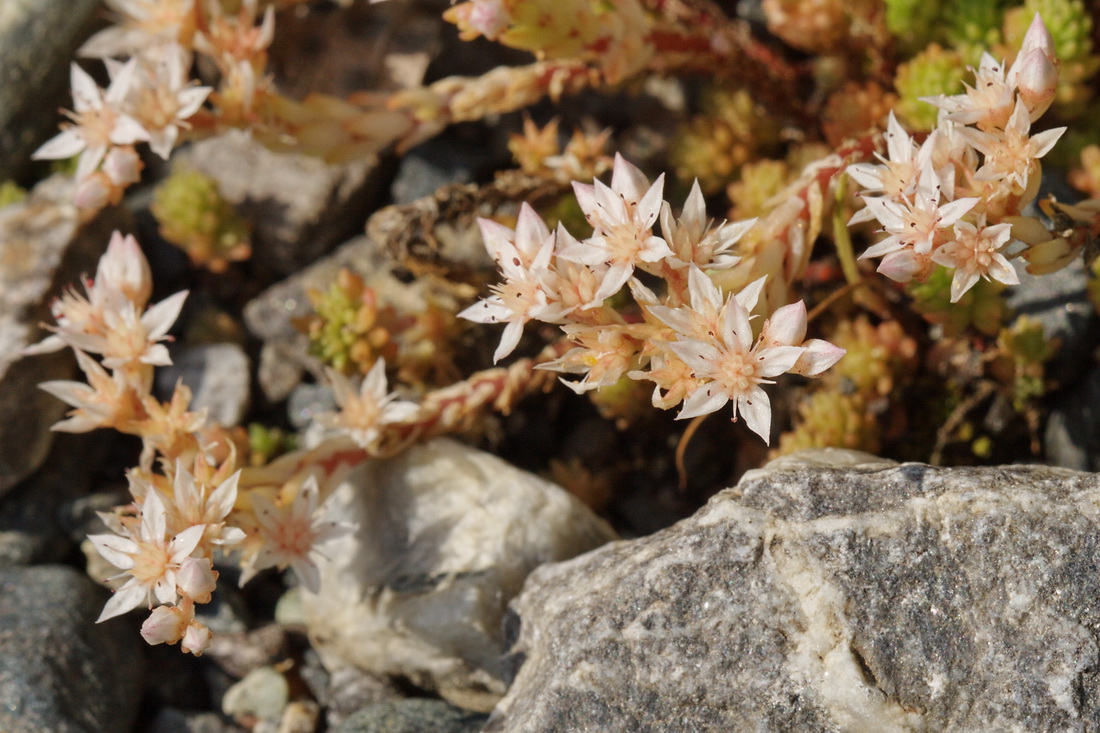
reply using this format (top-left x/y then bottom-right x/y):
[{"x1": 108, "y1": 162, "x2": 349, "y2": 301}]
[
  {"x1": 1018, "y1": 14, "x2": 1056, "y2": 62},
  {"x1": 73, "y1": 173, "x2": 112, "y2": 210},
  {"x1": 140, "y1": 605, "x2": 189, "y2": 646},
  {"x1": 790, "y1": 339, "x2": 846, "y2": 377},
  {"x1": 181, "y1": 621, "x2": 213, "y2": 656},
  {"x1": 176, "y1": 556, "x2": 218, "y2": 604},
  {"x1": 102, "y1": 146, "x2": 142, "y2": 187},
  {"x1": 99, "y1": 231, "x2": 153, "y2": 308},
  {"x1": 467, "y1": 0, "x2": 511, "y2": 39},
  {"x1": 1015, "y1": 49, "x2": 1059, "y2": 121}
]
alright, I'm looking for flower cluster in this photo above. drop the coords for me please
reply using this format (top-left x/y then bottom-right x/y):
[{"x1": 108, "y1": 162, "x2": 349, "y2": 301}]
[
  {"x1": 31, "y1": 0, "x2": 280, "y2": 210},
  {"x1": 24, "y1": 231, "x2": 356, "y2": 654},
  {"x1": 460, "y1": 154, "x2": 845, "y2": 443},
  {"x1": 848, "y1": 14, "x2": 1065, "y2": 303}
]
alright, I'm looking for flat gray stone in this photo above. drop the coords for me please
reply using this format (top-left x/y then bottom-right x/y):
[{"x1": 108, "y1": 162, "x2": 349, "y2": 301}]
[
  {"x1": 304, "y1": 438, "x2": 617, "y2": 712},
  {"x1": 156, "y1": 342, "x2": 251, "y2": 427},
  {"x1": 0, "y1": 565, "x2": 145, "y2": 733},
  {"x1": 335, "y1": 699, "x2": 488, "y2": 733},
  {"x1": 489, "y1": 449, "x2": 1100, "y2": 732}
]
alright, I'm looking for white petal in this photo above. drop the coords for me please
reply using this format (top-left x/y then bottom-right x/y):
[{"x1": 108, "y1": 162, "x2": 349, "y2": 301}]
[
  {"x1": 493, "y1": 319, "x2": 524, "y2": 363},
  {"x1": 677, "y1": 386, "x2": 729, "y2": 420},
  {"x1": 757, "y1": 345, "x2": 806, "y2": 378},
  {"x1": 97, "y1": 580, "x2": 148, "y2": 622},
  {"x1": 738, "y1": 388, "x2": 772, "y2": 444},
  {"x1": 33, "y1": 129, "x2": 85, "y2": 160},
  {"x1": 142, "y1": 290, "x2": 188, "y2": 339},
  {"x1": 90, "y1": 533, "x2": 137, "y2": 570}
]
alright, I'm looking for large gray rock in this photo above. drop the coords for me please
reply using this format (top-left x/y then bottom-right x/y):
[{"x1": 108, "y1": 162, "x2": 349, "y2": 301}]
[
  {"x1": 0, "y1": 564, "x2": 145, "y2": 733},
  {"x1": 489, "y1": 449, "x2": 1100, "y2": 732},
  {"x1": 304, "y1": 438, "x2": 617, "y2": 712},
  {"x1": 0, "y1": 175, "x2": 127, "y2": 495},
  {"x1": 0, "y1": 0, "x2": 101, "y2": 181}
]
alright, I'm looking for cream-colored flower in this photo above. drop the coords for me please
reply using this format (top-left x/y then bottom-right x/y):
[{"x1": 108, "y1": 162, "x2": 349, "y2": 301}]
[
  {"x1": 90, "y1": 490, "x2": 206, "y2": 622},
  {"x1": 319, "y1": 359, "x2": 420, "y2": 451}
]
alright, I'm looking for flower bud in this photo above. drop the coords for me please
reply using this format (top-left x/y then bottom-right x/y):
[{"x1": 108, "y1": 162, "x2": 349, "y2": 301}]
[
  {"x1": 182, "y1": 621, "x2": 213, "y2": 656},
  {"x1": 1018, "y1": 14, "x2": 1056, "y2": 63},
  {"x1": 98, "y1": 231, "x2": 153, "y2": 308},
  {"x1": 176, "y1": 556, "x2": 219, "y2": 604},
  {"x1": 141, "y1": 605, "x2": 189, "y2": 646},
  {"x1": 1015, "y1": 49, "x2": 1059, "y2": 121}
]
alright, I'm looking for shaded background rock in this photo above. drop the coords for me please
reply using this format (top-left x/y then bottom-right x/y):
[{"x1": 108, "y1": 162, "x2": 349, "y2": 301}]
[
  {"x1": 334, "y1": 699, "x2": 488, "y2": 733},
  {"x1": 489, "y1": 449, "x2": 1100, "y2": 732},
  {"x1": 0, "y1": 0, "x2": 101, "y2": 182},
  {"x1": 304, "y1": 438, "x2": 617, "y2": 712},
  {"x1": 171, "y1": 132, "x2": 387, "y2": 278},
  {"x1": 156, "y1": 343, "x2": 252, "y2": 428},
  {"x1": 0, "y1": 565, "x2": 145, "y2": 733},
  {"x1": 0, "y1": 175, "x2": 130, "y2": 495}
]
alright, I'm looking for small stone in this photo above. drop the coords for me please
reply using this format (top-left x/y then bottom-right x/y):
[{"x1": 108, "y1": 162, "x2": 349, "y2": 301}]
[
  {"x1": 1007, "y1": 257, "x2": 1099, "y2": 389},
  {"x1": 147, "y1": 708, "x2": 244, "y2": 733},
  {"x1": 303, "y1": 438, "x2": 617, "y2": 711},
  {"x1": 156, "y1": 343, "x2": 252, "y2": 427},
  {"x1": 488, "y1": 449, "x2": 1100, "y2": 731},
  {"x1": 334, "y1": 699, "x2": 489, "y2": 733},
  {"x1": 0, "y1": 565, "x2": 145, "y2": 733},
  {"x1": 1045, "y1": 360, "x2": 1100, "y2": 471},
  {"x1": 222, "y1": 666, "x2": 290, "y2": 725}
]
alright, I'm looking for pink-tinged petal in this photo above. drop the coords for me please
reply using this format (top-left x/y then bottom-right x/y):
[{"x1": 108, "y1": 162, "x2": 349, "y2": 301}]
[
  {"x1": 153, "y1": 575, "x2": 178, "y2": 605},
  {"x1": 169, "y1": 524, "x2": 208, "y2": 562},
  {"x1": 177, "y1": 86, "x2": 211, "y2": 119},
  {"x1": 720, "y1": 296, "x2": 753, "y2": 353},
  {"x1": 97, "y1": 580, "x2": 148, "y2": 622},
  {"x1": 177, "y1": 557, "x2": 217, "y2": 601},
  {"x1": 791, "y1": 340, "x2": 846, "y2": 377},
  {"x1": 90, "y1": 533, "x2": 137, "y2": 570},
  {"x1": 761, "y1": 301, "x2": 807, "y2": 347},
  {"x1": 216, "y1": 526, "x2": 246, "y2": 546},
  {"x1": 687, "y1": 265, "x2": 722, "y2": 313},
  {"x1": 594, "y1": 263, "x2": 632, "y2": 303},
  {"x1": 757, "y1": 345, "x2": 805, "y2": 378},
  {"x1": 493, "y1": 319, "x2": 525, "y2": 363},
  {"x1": 362, "y1": 357, "x2": 388, "y2": 399},
  {"x1": 1015, "y1": 49, "x2": 1058, "y2": 120},
  {"x1": 33, "y1": 129, "x2": 85, "y2": 160},
  {"x1": 138, "y1": 493, "x2": 166, "y2": 544},
  {"x1": 647, "y1": 305, "x2": 699, "y2": 337},
  {"x1": 515, "y1": 202, "x2": 550, "y2": 253},
  {"x1": 147, "y1": 126, "x2": 179, "y2": 160},
  {"x1": 987, "y1": 255, "x2": 1020, "y2": 287},
  {"x1": 949, "y1": 268, "x2": 982, "y2": 303},
  {"x1": 572, "y1": 182, "x2": 597, "y2": 218},
  {"x1": 1030, "y1": 127, "x2": 1066, "y2": 159},
  {"x1": 680, "y1": 180, "x2": 706, "y2": 233},
  {"x1": 104, "y1": 58, "x2": 139, "y2": 105},
  {"x1": 876, "y1": 249, "x2": 922, "y2": 283},
  {"x1": 860, "y1": 236, "x2": 904, "y2": 260},
  {"x1": 677, "y1": 386, "x2": 729, "y2": 420},
  {"x1": 847, "y1": 164, "x2": 884, "y2": 191},
  {"x1": 51, "y1": 414, "x2": 104, "y2": 433},
  {"x1": 181, "y1": 621, "x2": 213, "y2": 656},
  {"x1": 667, "y1": 339, "x2": 722, "y2": 373},
  {"x1": 142, "y1": 290, "x2": 188, "y2": 340},
  {"x1": 140, "y1": 605, "x2": 189, "y2": 645},
  {"x1": 610, "y1": 153, "x2": 649, "y2": 202},
  {"x1": 734, "y1": 276, "x2": 766, "y2": 313},
  {"x1": 22, "y1": 334, "x2": 67, "y2": 356},
  {"x1": 76, "y1": 145, "x2": 108, "y2": 182},
  {"x1": 636, "y1": 175, "x2": 665, "y2": 228},
  {"x1": 477, "y1": 217, "x2": 515, "y2": 263},
  {"x1": 459, "y1": 296, "x2": 510, "y2": 324},
  {"x1": 936, "y1": 197, "x2": 980, "y2": 228},
  {"x1": 39, "y1": 379, "x2": 96, "y2": 407},
  {"x1": 139, "y1": 343, "x2": 172, "y2": 366},
  {"x1": 70, "y1": 63, "x2": 102, "y2": 113},
  {"x1": 207, "y1": 471, "x2": 241, "y2": 521},
  {"x1": 737, "y1": 388, "x2": 772, "y2": 444},
  {"x1": 110, "y1": 115, "x2": 150, "y2": 146}
]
